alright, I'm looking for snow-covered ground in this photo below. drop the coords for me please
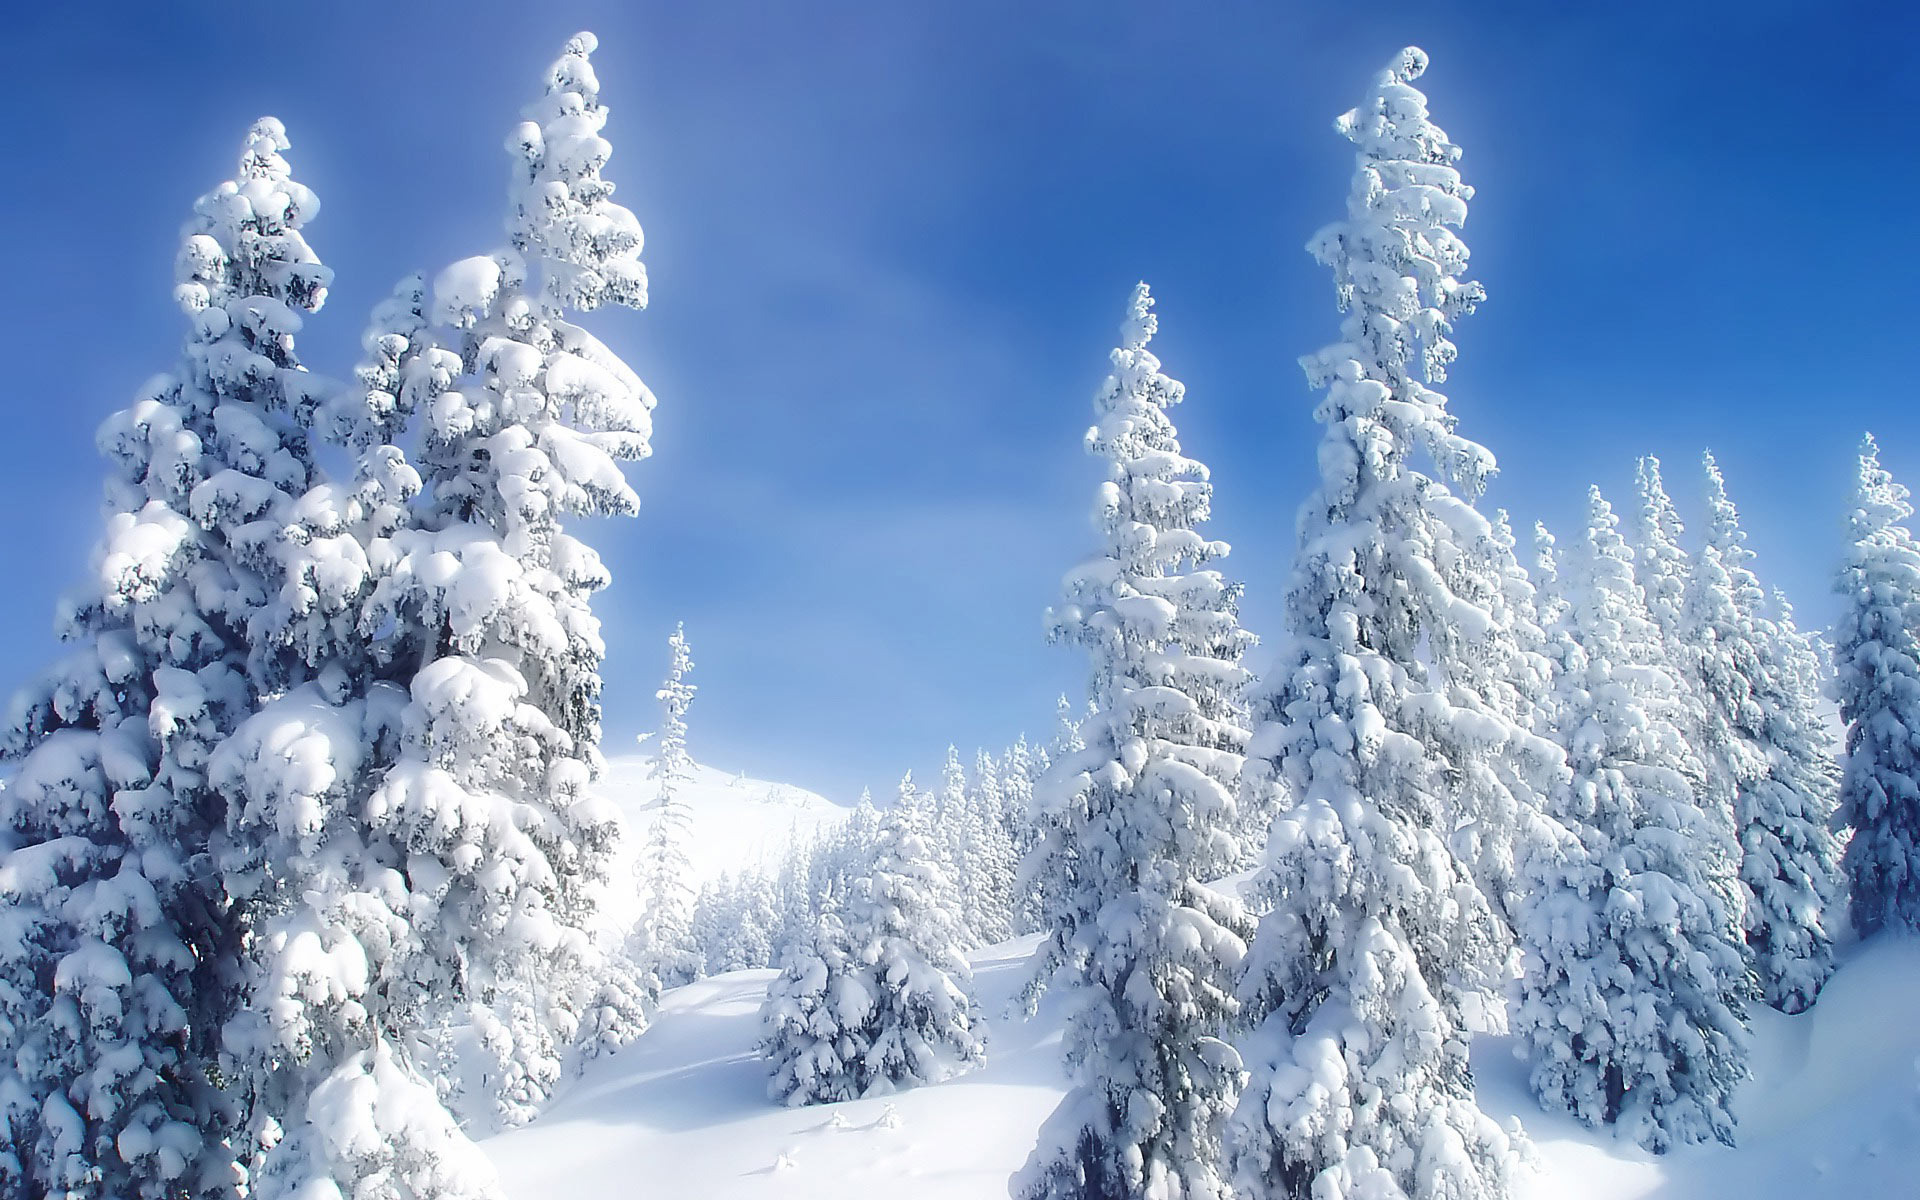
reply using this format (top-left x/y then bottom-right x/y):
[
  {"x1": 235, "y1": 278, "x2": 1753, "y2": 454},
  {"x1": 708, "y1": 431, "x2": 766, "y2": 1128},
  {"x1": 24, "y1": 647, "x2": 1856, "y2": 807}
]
[
  {"x1": 493, "y1": 756, "x2": 1920, "y2": 1199},
  {"x1": 488, "y1": 935, "x2": 1064, "y2": 1197},
  {"x1": 592, "y1": 754, "x2": 849, "y2": 928},
  {"x1": 489, "y1": 929, "x2": 1920, "y2": 1200}
]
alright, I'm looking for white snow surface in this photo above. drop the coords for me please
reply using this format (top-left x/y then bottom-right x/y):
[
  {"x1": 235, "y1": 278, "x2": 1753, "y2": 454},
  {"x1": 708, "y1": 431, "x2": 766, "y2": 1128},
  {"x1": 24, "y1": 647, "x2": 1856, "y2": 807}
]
[
  {"x1": 487, "y1": 936, "x2": 1063, "y2": 1199},
  {"x1": 492, "y1": 885, "x2": 1920, "y2": 1199},
  {"x1": 592, "y1": 754, "x2": 849, "y2": 926}
]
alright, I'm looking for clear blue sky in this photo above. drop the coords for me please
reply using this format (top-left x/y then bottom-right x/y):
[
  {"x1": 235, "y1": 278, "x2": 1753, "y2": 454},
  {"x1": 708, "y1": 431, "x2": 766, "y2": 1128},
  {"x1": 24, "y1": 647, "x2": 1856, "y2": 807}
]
[{"x1": 1, "y1": 1, "x2": 1913, "y2": 803}]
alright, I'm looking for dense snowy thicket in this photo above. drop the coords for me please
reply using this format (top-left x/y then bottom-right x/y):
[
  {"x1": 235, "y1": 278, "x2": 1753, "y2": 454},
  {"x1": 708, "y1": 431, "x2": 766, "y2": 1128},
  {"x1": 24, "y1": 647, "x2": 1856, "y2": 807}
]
[
  {"x1": 1628, "y1": 460, "x2": 1748, "y2": 935},
  {"x1": 688, "y1": 734, "x2": 1053, "y2": 982},
  {"x1": 1513, "y1": 490, "x2": 1750, "y2": 1152},
  {"x1": 760, "y1": 783, "x2": 983, "y2": 1105},
  {"x1": 1693, "y1": 453, "x2": 1843, "y2": 1012}
]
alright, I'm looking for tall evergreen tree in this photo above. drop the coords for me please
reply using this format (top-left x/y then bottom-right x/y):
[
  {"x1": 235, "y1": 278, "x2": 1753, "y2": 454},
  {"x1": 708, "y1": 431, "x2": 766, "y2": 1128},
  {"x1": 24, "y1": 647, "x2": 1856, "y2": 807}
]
[
  {"x1": 1692, "y1": 453, "x2": 1841, "y2": 1011},
  {"x1": 1226, "y1": 48, "x2": 1537, "y2": 1200},
  {"x1": 1834, "y1": 434, "x2": 1920, "y2": 937},
  {"x1": 1, "y1": 116, "x2": 332, "y2": 1200},
  {"x1": 1513, "y1": 494, "x2": 1750, "y2": 1152},
  {"x1": 1017, "y1": 283, "x2": 1254, "y2": 1200},
  {"x1": 932, "y1": 745, "x2": 980, "y2": 942},
  {"x1": 633, "y1": 624, "x2": 700, "y2": 1000}
]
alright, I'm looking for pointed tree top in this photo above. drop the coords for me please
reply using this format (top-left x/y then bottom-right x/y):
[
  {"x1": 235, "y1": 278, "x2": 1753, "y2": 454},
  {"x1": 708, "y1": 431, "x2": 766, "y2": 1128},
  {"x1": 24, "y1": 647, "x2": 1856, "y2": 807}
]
[
  {"x1": 1635, "y1": 453, "x2": 1665, "y2": 490},
  {"x1": 1700, "y1": 449, "x2": 1750, "y2": 561},
  {"x1": 239, "y1": 116, "x2": 292, "y2": 183},
  {"x1": 1702, "y1": 447, "x2": 1726, "y2": 499},
  {"x1": 506, "y1": 28, "x2": 646, "y2": 313},
  {"x1": 1852, "y1": 431, "x2": 1913, "y2": 534},
  {"x1": 1634, "y1": 453, "x2": 1687, "y2": 541},
  {"x1": 1532, "y1": 520, "x2": 1561, "y2": 585},
  {"x1": 1390, "y1": 46, "x2": 1430, "y2": 83},
  {"x1": 1587, "y1": 483, "x2": 1620, "y2": 534},
  {"x1": 176, "y1": 118, "x2": 331, "y2": 322},
  {"x1": 1121, "y1": 281, "x2": 1156, "y2": 351}
]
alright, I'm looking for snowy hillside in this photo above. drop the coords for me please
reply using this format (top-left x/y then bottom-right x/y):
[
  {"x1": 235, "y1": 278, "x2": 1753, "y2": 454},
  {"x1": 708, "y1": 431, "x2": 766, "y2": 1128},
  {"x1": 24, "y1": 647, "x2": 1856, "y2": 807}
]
[
  {"x1": 593, "y1": 754, "x2": 850, "y2": 925},
  {"x1": 487, "y1": 932, "x2": 1920, "y2": 1200}
]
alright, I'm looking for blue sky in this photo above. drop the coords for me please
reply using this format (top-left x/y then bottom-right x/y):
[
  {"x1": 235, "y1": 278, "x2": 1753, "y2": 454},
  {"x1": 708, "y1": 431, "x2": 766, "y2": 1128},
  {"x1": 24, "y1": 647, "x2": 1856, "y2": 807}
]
[{"x1": 1, "y1": 1, "x2": 1914, "y2": 803}]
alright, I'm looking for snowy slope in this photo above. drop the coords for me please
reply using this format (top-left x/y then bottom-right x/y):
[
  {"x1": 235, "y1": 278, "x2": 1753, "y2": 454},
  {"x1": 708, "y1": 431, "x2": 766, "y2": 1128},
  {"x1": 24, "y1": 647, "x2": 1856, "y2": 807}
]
[
  {"x1": 592, "y1": 754, "x2": 849, "y2": 929},
  {"x1": 487, "y1": 927, "x2": 1920, "y2": 1199},
  {"x1": 487, "y1": 936, "x2": 1064, "y2": 1197}
]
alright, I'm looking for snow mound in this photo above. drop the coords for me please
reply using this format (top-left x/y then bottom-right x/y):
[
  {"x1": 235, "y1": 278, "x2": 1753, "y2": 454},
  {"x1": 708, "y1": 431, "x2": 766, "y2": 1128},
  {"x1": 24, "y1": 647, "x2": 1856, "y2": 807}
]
[
  {"x1": 592, "y1": 755, "x2": 849, "y2": 927},
  {"x1": 489, "y1": 931, "x2": 1920, "y2": 1199}
]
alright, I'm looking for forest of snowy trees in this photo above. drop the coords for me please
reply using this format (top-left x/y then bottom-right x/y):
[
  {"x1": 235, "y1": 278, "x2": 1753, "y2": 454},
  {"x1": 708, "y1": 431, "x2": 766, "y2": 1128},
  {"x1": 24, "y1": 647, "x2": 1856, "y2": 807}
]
[{"x1": 1, "y1": 29, "x2": 1916, "y2": 1200}]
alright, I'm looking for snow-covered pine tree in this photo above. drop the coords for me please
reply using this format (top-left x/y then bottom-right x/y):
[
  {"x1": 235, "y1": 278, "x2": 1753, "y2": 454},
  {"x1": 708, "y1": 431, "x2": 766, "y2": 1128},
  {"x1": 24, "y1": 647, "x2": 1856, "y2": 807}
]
[
  {"x1": 771, "y1": 834, "x2": 821, "y2": 963},
  {"x1": 1, "y1": 116, "x2": 334, "y2": 1200},
  {"x1": 1016, "y1": 282, "x2": 1253, "y2": 1200},
  {"x1": 1226, "y1": 48, "x2": 1543, "y2": 1200},
  {"x1": 1000, "y1": 736, "x2": 1046, "y2": 933},
  {"x1": 694, "y1": 869, "x2": 781, "y2": 973},
  {"x1": 842, "y1": 797, "x2": 985, "y2": 1089},
  {"x1": 759, "y1": 910, "x2": 871, "y2": 1105},
  {"x1": 1047, "y1": 694, "x2": 1084, "y2": 762},
  {"x1": 633, "y1": 624, "x2": 700, "y2": 1000},
  {"x1": 925, "y1": 744, "x2": 985, "y2": 944},
  {"x1": 358, "y1": 26, "x2": 656, "y2": 1121},
  {"x1": 690, "y1": 877, "x2": 739, "y2": 976},
  {"x1": 965, "y1": 747, "x2": 1018, "y2": 944},
  {"x1": 1834, "y1": 434, "x2": 1920, "y2": 937},
  {"x1": 1692, "y1": 453, "x2": 1841, "y2": 1011},
  {"x1": 738, "y1": 871, "x2": 782, "y2": 969},
  {"x1": 817, "y1": 788, "x2": 880, "y2": 919},
  {"x1": 1490, "y1": 510, "x2": 1557, "y2": 742},
  {"x1": 1513, "y1": 493, "x2": 1751, "y2": 1153}
]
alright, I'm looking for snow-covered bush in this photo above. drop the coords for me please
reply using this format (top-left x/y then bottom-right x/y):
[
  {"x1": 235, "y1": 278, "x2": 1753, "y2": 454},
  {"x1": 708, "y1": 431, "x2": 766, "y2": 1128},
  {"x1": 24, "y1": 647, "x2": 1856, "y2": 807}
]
[
  {"x1": 842, "y1": 800, "x2": 984, "y2": 1090},
  {"x1": 761, "y1": 913, "x2": 874, "y2": 1105}
]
